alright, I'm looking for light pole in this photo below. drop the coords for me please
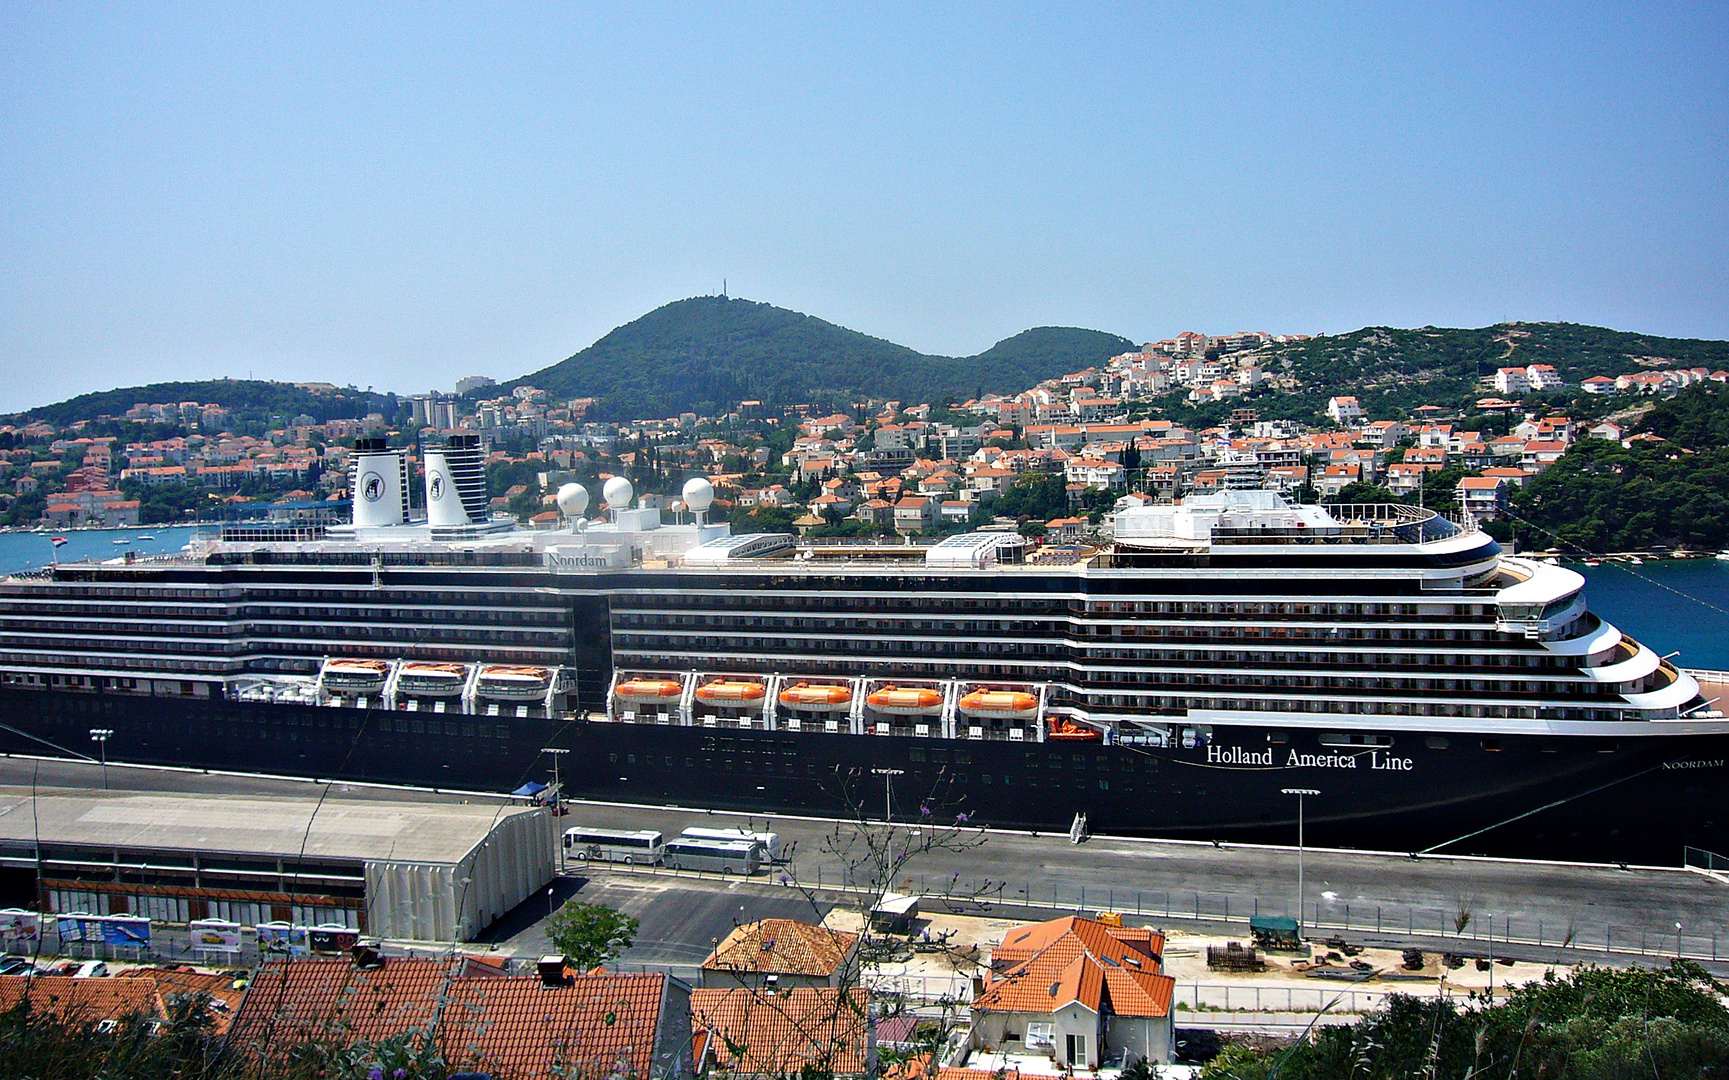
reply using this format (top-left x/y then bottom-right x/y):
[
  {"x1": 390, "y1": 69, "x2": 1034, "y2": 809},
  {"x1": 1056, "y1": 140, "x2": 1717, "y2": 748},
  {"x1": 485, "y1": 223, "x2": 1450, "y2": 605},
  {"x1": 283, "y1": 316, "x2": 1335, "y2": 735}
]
[
  {"x1": 871, "y1": 768, "x2": 904, "y2": 823},
  {"x1": 89, "y1": 729, "x2": 113, "y2": 790},
  {"x1": 544, "y1": 747, "x2": 571, "y2": 872},
  {"x1": 1282, "y1": 788, "x2": 1320, "y2": 935}
]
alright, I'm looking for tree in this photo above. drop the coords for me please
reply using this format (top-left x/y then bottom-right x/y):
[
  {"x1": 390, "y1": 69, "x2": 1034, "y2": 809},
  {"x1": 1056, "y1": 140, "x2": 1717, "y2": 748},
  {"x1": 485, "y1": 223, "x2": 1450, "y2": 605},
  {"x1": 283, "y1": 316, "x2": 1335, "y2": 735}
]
[
  {"x1": 995, "y1": 470, "x2": 1065, "y2": 520},
  {"x1": 544, "y1": 900, "x2": 639, "y2": 972}
]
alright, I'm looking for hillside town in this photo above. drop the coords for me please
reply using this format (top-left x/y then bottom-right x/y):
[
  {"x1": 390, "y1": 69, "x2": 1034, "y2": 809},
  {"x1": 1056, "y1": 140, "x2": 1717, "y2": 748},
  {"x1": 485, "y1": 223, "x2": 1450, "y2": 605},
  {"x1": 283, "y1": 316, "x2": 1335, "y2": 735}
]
[{"x1": 1, "y1": 336, "x2": 1724, "y2": 539}]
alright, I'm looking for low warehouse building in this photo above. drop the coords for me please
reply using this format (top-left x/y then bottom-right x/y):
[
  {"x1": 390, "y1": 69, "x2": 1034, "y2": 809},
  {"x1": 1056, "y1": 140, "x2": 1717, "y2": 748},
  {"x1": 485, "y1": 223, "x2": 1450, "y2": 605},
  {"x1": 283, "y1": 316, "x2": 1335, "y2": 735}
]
[{"x1": 0, "y1": 788, "x2": 554, "y2": 940}]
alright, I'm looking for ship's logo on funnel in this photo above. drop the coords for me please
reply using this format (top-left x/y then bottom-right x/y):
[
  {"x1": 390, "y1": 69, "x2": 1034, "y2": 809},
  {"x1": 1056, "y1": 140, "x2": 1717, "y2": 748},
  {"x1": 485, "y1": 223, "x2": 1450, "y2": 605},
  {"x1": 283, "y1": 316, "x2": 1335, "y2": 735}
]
[
  {"x1": 430, "y1": 474, "x2": 445, "y2": 501},
  {"x1": 361, "y1": 471, "x2": 385, "y2": 502}
]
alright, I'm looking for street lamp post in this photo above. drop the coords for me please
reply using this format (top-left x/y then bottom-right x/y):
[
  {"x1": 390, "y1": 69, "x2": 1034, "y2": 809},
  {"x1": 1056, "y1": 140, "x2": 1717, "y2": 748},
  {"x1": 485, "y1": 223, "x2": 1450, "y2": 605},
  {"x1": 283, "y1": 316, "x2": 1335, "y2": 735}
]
[
  {"x1": 89, "y1": 729, "x2": 113, "y2": 790},
  {"x1": 870, "y1": 768, "x2": 904, "y2": 823},
  {"x1": 1282, "y1": 788, "x2": 1320, "y2": 935},
  {"x1": 543, "y1": 747, "x2": 571, "y2": 872}
]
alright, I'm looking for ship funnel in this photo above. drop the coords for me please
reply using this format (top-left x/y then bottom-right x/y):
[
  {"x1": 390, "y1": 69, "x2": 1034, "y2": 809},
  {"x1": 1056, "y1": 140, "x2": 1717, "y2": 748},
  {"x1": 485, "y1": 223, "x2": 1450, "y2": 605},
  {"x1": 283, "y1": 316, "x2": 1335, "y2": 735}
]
[
  {"x1": 423, "y1": 434, "x2": 489, "y2": 526},
  {"x1": 351, "y1": 440, "x2": 409, "y2": 528}
]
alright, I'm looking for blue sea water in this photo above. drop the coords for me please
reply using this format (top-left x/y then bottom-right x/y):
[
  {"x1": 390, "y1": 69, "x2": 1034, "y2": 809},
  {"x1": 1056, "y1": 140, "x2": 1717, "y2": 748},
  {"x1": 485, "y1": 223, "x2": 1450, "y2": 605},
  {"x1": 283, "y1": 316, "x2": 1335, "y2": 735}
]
[
  {"x1": 0, "y1": 526, "x2": 203, "y2": 575},
  {"x1": 1570, "y1": 557, "x2": 1729, "y2": 671},
  {"x1": 0, "y1": 526, "x2": 1723, "y2": 668}
]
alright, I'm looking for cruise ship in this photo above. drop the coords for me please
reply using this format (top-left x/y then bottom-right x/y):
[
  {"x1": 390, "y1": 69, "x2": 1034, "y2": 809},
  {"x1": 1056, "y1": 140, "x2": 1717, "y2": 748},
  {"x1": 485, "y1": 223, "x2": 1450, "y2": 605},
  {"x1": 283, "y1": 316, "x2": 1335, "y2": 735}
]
[{"x1": 0, "y1": 438, "x2": 1722, "y2": 862}]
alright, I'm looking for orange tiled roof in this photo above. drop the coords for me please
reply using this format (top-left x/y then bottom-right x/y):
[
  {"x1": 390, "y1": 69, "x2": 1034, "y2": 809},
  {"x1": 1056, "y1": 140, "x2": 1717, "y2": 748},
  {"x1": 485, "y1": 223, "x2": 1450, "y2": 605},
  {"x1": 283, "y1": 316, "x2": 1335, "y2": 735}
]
[
  {"x1": 692, "y1": 986, "x2": 869, "y2": 1075},
  {"x1": 976, "y1": 916, "x2": 1173, "y2": 1019},
  {"x1": 231, "y1": 958, "x2": 672, "y2": 1080},
  {"x1": 702, "y1": 919, "x2": 859, "y2": 979}
]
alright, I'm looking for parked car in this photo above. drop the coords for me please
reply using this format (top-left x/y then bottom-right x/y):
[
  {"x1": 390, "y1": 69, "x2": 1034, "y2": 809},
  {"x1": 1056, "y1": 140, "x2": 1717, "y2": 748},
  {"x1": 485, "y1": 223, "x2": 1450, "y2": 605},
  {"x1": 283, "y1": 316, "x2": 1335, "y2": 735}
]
[{"x1": 70, "y1": 960, "x2": 108, "y2": 978}]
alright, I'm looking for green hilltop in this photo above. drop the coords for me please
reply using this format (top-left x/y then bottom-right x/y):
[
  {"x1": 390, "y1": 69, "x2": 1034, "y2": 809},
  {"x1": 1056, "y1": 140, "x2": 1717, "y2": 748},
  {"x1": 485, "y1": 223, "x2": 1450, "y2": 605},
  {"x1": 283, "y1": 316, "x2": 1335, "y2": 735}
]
[
  {"x1": 510, "y1": 296, "x2": 1138, "y2": 417},
  {"x1": 1254, "y1": 321, "x2": 1729, "y2": 421}
]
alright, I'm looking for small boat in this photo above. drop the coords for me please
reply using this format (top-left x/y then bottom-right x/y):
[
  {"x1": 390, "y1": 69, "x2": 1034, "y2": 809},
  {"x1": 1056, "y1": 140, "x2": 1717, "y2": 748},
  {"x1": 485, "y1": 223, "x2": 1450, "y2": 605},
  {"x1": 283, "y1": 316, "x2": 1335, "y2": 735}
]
[
  {"x1": 137, "y1": 535, "x2": 156, "y2": 541},
  {"x1": 476, "y1": 664, "x2": 554, "y2": 700},
  {"x1": 321, "y1": 658, "x2": 391, "y2": 692},
  {"x1": 778, "y1": 682, "x2": 853, "y2": 710},
  {"x1": 958, "y1": 689, "x2": 1041, "y2": 720},
  {"x1": 615, "y1": 678, "x2": 685, "y2": 704},
  {"x1": 395, "y1": 661, "x2": 468, "y2": 696},
  {"x1": 112, "y1": 538, "x2": 131, "y2": 545},
  {"x1": 693, "y1": 679, "x2": 768, "y2": 705},
  {"x1": 1584, "y1": 559, "x2": 1601, "y2": 567},
  {"x1": 1048, "y1": 716, "x2": 1102, "y2": 742},
  {"x1": 866, "y1": 685, "x2": 944, "y2": 715},
  {"x1": 1629, "y1": 556, "x2": 1644, "y2": 566},
  {"x1": 1716, "y1": 551, "x2": 1729, "y2": 562}
]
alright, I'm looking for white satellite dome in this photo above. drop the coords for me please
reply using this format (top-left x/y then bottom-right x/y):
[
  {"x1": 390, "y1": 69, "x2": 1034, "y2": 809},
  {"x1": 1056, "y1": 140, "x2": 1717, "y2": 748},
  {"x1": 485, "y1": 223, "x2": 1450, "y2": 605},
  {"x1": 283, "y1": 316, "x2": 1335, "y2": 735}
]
[
  {"x1": 602, "y1": 475, "x2": 635, "y2": 510},
  {"x1": 682, "y1": 476, "x2": 715, "y2": 512},
  {"x1": 555, "y1": 483, "x2": 589, "y2": 518}
]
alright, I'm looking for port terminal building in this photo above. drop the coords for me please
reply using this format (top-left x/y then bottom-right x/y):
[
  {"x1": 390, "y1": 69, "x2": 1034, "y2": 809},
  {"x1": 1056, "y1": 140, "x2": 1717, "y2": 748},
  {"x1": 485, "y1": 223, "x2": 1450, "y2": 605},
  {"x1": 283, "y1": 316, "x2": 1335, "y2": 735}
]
[{"x1": 0, "y1": 788, "x2": 554, "y2": 941}]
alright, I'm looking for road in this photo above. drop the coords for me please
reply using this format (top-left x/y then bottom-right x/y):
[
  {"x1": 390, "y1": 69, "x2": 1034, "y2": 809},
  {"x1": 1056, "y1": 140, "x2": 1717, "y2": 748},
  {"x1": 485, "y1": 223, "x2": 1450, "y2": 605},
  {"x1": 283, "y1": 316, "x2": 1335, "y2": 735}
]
[{"x1": 5, "y1": 755, "x2": 1725, "y2": 963}]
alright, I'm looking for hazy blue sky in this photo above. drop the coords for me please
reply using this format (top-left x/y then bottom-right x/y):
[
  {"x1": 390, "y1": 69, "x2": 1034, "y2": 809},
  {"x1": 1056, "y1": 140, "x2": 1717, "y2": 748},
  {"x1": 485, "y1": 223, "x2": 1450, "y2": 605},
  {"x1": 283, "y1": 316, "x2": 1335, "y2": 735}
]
[{"x1": 2, "y1": 3, "x2": 1725, "y2": 411}]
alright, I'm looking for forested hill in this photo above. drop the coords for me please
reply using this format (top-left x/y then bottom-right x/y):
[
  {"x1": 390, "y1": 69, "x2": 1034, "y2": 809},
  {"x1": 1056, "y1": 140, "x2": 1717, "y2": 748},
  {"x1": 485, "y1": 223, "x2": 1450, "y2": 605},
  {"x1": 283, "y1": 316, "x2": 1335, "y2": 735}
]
[
  {"x1": 13, "y1": 379, "x2": 398, "y2": 428},
  {"x1": 513, "y1": 296, "x2": 1137, "y2": 418},
  {"x1": 1258, "y1": 322, "x2": 1729, "y2": 419}
]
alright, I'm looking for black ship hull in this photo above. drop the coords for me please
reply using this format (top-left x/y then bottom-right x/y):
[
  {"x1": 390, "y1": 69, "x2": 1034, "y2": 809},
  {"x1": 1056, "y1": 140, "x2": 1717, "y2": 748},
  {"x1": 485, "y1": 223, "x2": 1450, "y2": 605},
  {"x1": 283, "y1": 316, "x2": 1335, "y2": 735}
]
[{"x1": 2, "y1": 686, "x2": 1724, "y2": 864}]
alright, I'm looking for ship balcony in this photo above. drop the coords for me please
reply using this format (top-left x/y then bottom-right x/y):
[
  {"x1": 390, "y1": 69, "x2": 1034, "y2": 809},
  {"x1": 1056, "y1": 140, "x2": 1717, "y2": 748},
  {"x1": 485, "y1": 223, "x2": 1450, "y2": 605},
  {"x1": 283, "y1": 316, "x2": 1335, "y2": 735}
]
[
  {"x1": 1619, "y1": 661, "x2": 1700, "y2": 715},
  {"x1": 1580, "y1": 638, "x2": 1661, "y2": 686}
]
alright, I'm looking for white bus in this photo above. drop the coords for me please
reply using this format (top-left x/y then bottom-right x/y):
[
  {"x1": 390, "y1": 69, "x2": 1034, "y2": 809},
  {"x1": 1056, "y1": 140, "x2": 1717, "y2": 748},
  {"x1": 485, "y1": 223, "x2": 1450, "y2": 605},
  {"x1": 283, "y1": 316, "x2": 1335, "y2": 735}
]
[
  {"x1": 678, "y1": 826, "x2": 786, "y2": 862},
  {"x1": 562, "y1": 828, "x2": 665, "y2": 865},
  {"x1": 662, "y1": 837, "x2": 763, "y2": 875}
]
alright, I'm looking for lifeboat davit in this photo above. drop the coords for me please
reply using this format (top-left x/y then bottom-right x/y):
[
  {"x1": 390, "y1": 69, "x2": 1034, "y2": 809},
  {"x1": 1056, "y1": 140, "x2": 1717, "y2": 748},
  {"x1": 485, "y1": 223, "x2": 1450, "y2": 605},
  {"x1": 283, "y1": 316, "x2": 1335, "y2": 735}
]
[
  {"x1": 694, "y1": 679, "x2": 768, "y2": 706},
  {"x1": 866, "y1": 685, "x2": 944, "y2": 716},
  {"x1": 1048, "y1": 716, "x2": 1103, "y2": 741},
  {"x1": 778, "y1": 682, "x2": 853, "y2": 711},
  {"x1": 958, "y1": 689, "x2": 1041, "y2": 720},
  {"x1": 615, "y1": 678, "x2": 685, "y2": 704}
]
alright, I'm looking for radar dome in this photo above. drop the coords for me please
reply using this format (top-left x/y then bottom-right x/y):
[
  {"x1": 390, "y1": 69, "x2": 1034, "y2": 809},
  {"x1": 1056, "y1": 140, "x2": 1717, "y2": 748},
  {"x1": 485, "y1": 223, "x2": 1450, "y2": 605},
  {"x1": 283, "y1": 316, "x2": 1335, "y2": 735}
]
[
  {"x1": 682, "y1": 477, "x2": 715, "y2": 512},
  {"x1": 602, "y1": 476, "x2": 635, "y2": 510},
  {"x1": 556, "y1": 483, "x2": 589, "y2": 518}
]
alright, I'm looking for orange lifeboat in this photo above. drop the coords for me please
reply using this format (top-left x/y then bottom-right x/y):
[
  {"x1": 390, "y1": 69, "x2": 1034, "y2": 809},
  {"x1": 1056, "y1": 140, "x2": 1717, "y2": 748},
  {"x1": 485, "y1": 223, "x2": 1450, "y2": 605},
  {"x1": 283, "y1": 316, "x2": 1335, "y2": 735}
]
[
  {"x1": 958, "y1": 689, "x2": 1041, "y2": 720},
  {"x1": 1048, "y1": 716, "x2": 1103, "y2": 742},
  {"x1": 866, "y1": 685, "x2": 944, "y2": 716},
  {"x1": 694, "y1": 679, "x2": 768, "y2": 706},
  {"x1": 615, "y1": 678, "x2": 685, "y2": 704},
  {"x1": 777, "y1": 682, "x2": 853, "y2": 711},
  {"x1": 396, "y1": 661, "x2": 468, "y2": 696}
]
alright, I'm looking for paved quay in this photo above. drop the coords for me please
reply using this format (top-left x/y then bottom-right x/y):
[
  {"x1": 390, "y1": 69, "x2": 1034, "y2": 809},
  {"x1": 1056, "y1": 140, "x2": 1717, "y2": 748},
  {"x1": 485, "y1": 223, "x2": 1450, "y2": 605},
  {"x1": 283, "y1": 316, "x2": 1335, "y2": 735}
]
[{"x1": 4, "y1": 755, "x2": 1724, "y2": 965}]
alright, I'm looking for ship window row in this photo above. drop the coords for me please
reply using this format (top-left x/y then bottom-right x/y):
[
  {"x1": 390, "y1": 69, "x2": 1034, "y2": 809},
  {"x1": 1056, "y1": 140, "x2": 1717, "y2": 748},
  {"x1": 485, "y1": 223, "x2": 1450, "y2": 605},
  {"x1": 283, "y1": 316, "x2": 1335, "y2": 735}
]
[
  {"x1": 0, "y1": 619, "x2": 237, "y2": 637},
  {"x1": 616, "y1": 613, "x2": 1508, "y2": 645},
  {"x1": 244, "y1": 587, "x2": 567, "y2": 606},
  {"x1": 244, "y1": 624, "x2": 566, "y2": 645},
  {"x1": 1084, "y1": 651, "x2": 1568, "y2": 673},
  {"x1": 0, "y1": 603, "x2": 238, "y2": 619},
  {"x1": 1, "y1": 651, "x2": 236, "y2": 674},
  {"x1": 1075, "y1": 693, "x2": 1630, "y2": 722},
  {"x1": 615, "y1": 633, "x2": 1063, "y2": 659},
  {"x1": 241, "y1": 605, "x2": 565, "y2": 624},
  {"x1": 0, "y1": 633, "x2": 247, "y2": 655},
  {"x1": 1075, "y1": 675, "x2": 1620, "y2": 702}
]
